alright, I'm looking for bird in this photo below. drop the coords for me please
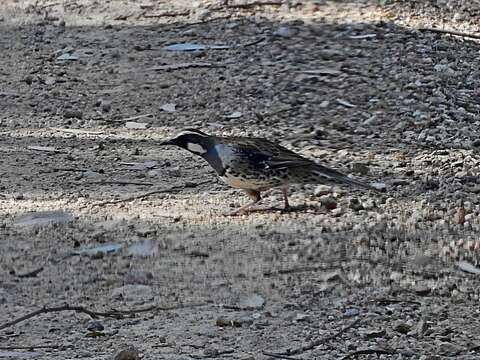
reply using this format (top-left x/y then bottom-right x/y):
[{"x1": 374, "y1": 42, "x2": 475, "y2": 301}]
[{"x1": 160, "y1": 128, "x2": 378, "y2": 215}]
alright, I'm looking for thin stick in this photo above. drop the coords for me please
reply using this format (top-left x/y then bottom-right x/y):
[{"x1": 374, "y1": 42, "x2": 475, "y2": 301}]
[
  {"x1": 0, "y1": 345, "x2": 70, "y2": 350},
  {"x1": 341, "y1": 348, "x2": 395, "y2": 359},
  {"x1": 40, "y1": 2, "x2": 60, "y2": 10},
  {"x1": 375, "y1": 298, "x2": 421, "y2": 306},
  {"x1": 50, "y1": 127, "x2": 104, "y2": 135},
  {"x1": 109, "y1": 303, "x2": 205, "y2": 314},
  {"x1": 52, "y1": 167, "x2": 89, "y2": 172},
  {"x1": 144, "y1": 62, "x2": 215, "y2": 72},
  {"x1": 93, "y1": 180, "x2": 211, "y2": 206},
  {"x1": 0, "y1": 303, "x2": 206, "y2": 331},
  {"x1": 0, "y1": 305, "x2": 121, "y2": 330},
  {"x1": 86, "y1": 180, "x2": 154, "y2": 186},
  {"x1": 263, "y1": 352, "x2": 301, "y2": 360},
  {"x1": 114, "y1": 13, "x2": 133, "y2": 21},
  {"x1": 292, "y1": 318, "x2": 361, "y2": 354},
  {"x1": 263, "y1": 106, "x2": 294, "y2": 118},
  {"x1": 242, "y1": 37, "x2": 266, "y2": 47},
  {"x1": 172, "y1": 15, "x2": 232, "y2": 30},
  {"x1": 228, "y1": 1, "x2": 283, "y2": 9},
  {"x1": 113, "y1": 113, "x2": 153, "y2": 123},
  {"x1": 267, "y1": 318, "x2": 361, "y2": 356},
  {"x1": 419, "y1": 27, "x2": 480, "y2": 40},
  {"x1": 16, "y1": 266, "x2": 44, "y2": 278},
  {"x1": 143, "y1": 11, "x2": 189, "y2": 18},
  {"x1": 94, "y1": 188, "x2": 175, "y2": 206}
]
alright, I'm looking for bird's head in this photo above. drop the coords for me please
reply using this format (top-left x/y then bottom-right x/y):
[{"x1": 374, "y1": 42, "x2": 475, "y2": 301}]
[{"x1": 159, "y1": 128, "x2": 212, "y2": 156}]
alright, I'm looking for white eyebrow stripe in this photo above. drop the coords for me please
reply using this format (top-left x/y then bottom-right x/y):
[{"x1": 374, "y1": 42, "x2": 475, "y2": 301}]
[{"x1": 177, "y1": 130, "x2": 208, "y2": 137}]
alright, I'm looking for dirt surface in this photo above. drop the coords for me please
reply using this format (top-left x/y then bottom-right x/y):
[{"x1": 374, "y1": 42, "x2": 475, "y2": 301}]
[{"x1": 2, "y1": 1, "x2": 480, "y2": 359}]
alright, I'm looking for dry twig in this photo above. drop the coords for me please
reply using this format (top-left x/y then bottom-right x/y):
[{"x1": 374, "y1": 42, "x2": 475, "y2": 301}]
[
  {"x1": 263, "y1": 352, "x2": 301, "y2": 360},
  {"x1": 145, "y1": 62, "x2": 215, "y2": 72},
  {"x1": 50, "y1": 127, "x2": 104, "y2": 135},
  {"x1": 93, "y1": 180, "x2": 211, "y2": 206},
  {"x1": 52, "y1": 167, "x2": 90, "y2": 172},
  {"x1": 16, "y1": 266, "x2": 44, "y2": 278},
  {"x1": 265, "y1": 318, "x2": 361, "y2": 357},
  {"x1": 143, "y1": 11, "x2": 189, "y2": 18},
  {"x1": 227, "y1": 1, "x2": 283, "y2": 9},
  {"x1": 419, "y1": 27, "x2": 480, "y2": 40},
  {"x1": 242, "y1": 37, "x2": 266, "y2": 47},
  {"x1": 114, "y1": 113, "x2": 153, "y2": 123},
  {"x1": 86, "y1": 180, "x2": 154, "y2": 186},
  {"x1": 341, "y1": 348, "x2": 395, "y2": 359},
  {"x1": 0, "y1": 345, "x2": 70, "y2": 350},
  {"x1": 375, "y1": 298, "x2": 421, "y2": 306},
  {"x1": 40, "y1": 2, "x2": 61, "y2": 10},
  {"x1": 0, "y1": 303, "x2": 206, "y2": 331},
  {"x1": 114, "y1": 13, "x2": 133, "y2": 21},
  {"x1": 289, "y1": 318, "x2": 361, "y2": 355},
  {"x1": 172, "y1": 15, "x2": 233, "y2": 30},
  {"x1": 0, "y1": 305, "x2": 122, "y2": 331}
]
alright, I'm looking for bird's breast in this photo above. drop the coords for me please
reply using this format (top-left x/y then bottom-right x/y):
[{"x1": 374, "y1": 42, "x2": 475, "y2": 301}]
[
  {"x1": 219, "y1": 171, "x2": 259, "y2": 189},
  {"x1": 220, "y1": 169, "x2": 284, "y2": 191}
]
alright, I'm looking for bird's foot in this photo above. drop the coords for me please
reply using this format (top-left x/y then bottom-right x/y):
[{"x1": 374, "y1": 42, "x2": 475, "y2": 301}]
[{"x1": 224, "y1": 204, "x2": 257, "y2": 216}]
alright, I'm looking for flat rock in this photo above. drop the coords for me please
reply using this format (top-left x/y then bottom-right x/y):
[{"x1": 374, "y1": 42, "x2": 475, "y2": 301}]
[
  {"x1": 13, "y1": 211, "x2": 73, "y2": 227},
  {"x1": 370, "y1": 182, "x2": 387, "y2": 192},
  {"x1": 238, "y1": 294, "x2": 265, "y2": 310}
]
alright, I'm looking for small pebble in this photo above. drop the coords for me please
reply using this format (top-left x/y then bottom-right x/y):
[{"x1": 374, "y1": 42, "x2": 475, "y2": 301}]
[
  {"x1": 343, "y1": 308, "x2": 360, "y2": 317},
  {"x1": 86, "y1": 320, "x2": 104, "y2": 332}
]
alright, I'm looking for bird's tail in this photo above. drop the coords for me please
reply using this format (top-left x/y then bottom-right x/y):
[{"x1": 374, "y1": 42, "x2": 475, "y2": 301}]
[{"x1": 312, "y1": 164, "x2": 379, "y2": 192}]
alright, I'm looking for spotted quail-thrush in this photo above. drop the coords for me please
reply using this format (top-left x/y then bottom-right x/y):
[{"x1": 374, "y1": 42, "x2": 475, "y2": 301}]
[{"x1": 160, "y1": 129, "x2": 379, "y2": 215}]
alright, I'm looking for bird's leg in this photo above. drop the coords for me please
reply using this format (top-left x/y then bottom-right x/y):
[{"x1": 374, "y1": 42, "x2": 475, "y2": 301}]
[
  {"x1": 281, "y1": 186, "x2": 291, "y2": 211},
  {"x1": 227, "y1": 189, "x2": 261, "y2": 216}
]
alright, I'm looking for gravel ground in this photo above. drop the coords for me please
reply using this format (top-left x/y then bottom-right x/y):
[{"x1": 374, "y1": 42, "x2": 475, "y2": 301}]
[{"x1": 2, "y1": 1, "x2": 480, "y2": 359}]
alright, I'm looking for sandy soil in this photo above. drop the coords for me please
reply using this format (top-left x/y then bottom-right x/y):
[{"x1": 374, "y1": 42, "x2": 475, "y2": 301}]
[{"x1": 2, "y1": 1, "x2": 480, "y2": 359}]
